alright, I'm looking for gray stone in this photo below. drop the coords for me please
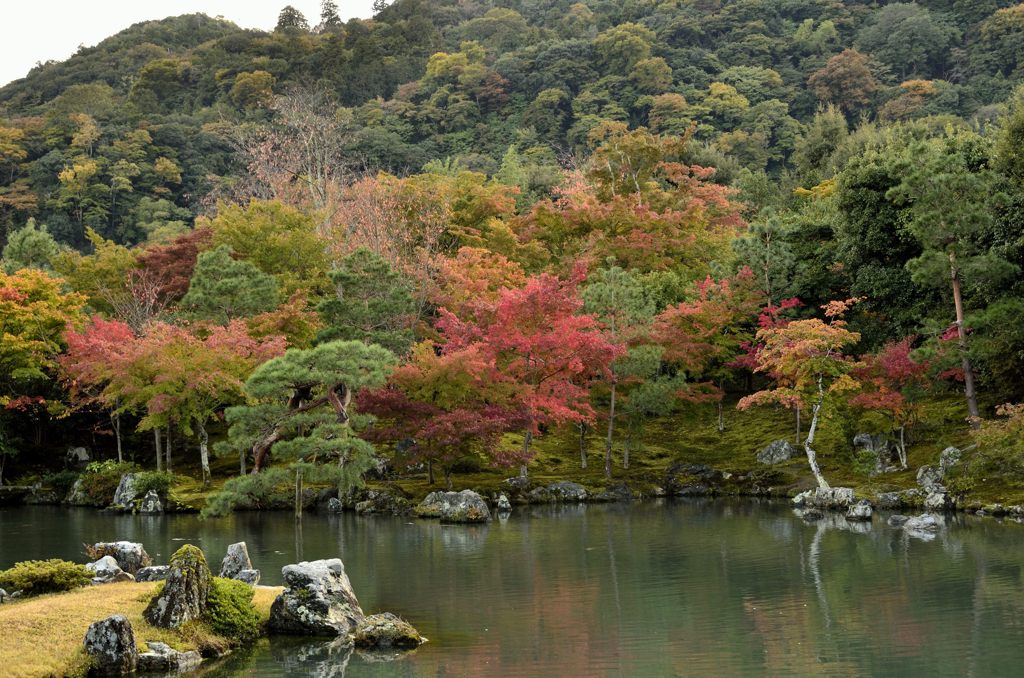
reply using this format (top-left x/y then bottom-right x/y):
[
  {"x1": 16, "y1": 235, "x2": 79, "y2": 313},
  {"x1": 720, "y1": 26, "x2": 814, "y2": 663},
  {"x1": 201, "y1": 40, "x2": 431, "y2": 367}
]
[
  {"x1": 903, "y1": 513, "x2": 942, "y2": 535},
  {"x1": 219, "y1": 542, "x2": 253, "y2": 579},
  {"x1": 236, "y1": 569, "x2": 261, "y2": 585},
  {"x1": 0, "y1": 587, "x2": 7, "y2": 603},
  {"x1": 83, "y1": 615, "x2": 137, "y2": 676},
  {"x1": 66, "y1": 478, "x2": 89, "y2": 506},
  {"x1": 111, "y1": 473, "x2": 138, "y2": 509},
  {"x1": 528, "y1": 481, "x2": 588, "y2": 503},
  {"x1": 135, "y1": 566, "x2": 170, "y2": 582},
  {"x1": 853, "y1": 432, "x2": 894, "y2": 472},
  {"x1": 354, "y1": 612, "x2": 425, "y2": 649},
  {"x1": 66, "y1": 446, "x2": 90, "y2": 466},
  {"x1": 793, "y1": 487, "x2": 856, "y2": 509},
  {"x1": 87, "y1": 555, "x2": 128, "y2": 584},
  {"x1": 353, "y1": 488, "x2": 412, "y2": 516},
  {"x1": 887, "y1": 514, "x2": 911, "y2": 527},
  {"x1": 496, "y1": 493, "x2": 511, "y2": 511},
  {"x1": 939, "y1": 446, "x2": 962, "y2": 471},
  {"x1": 664, "y1": 463, "x2": 724, "y2": 496},
  {"x1": 846, "y1": 500, "x2": 874, "y2": 521},
  {"x1": 138, "y1": 640, "x2": 202, "y2": 673},
  {"x1": 138, "y1": 490, "x2": 163, "y2": 514},
  {"x1": 88, "y1": 541, "x2": 151, "y2": 574},
  {"x1": 144, "y1": 545, "x2": 211, "y2": 629},
  {"x1": 757, "y1": 439, "x2": 796, "y2": 465},
  {"x1": 916, "y1": 464, "x2": 945, "y2": 493},
  {"x1": 594, "y1": 482, "x2": 634, "y2": 502},
  {"x1": 326, "y1": 497, "x2": 344, "y2": 513},
  {"x1": 416, "y1": 490, "x2": 491, "y2": 523},
  {"x1": 925, "y1": 491, "x2": 954, "y2": 511},
  {"x1": 269, "y1": 558, "x2": 365, "y2": 636}
]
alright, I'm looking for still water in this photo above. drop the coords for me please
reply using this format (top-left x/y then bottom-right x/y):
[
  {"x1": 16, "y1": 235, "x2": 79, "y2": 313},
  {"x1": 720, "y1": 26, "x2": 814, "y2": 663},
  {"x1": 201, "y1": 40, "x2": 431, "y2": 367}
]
[{"x1": 2, "y1": 500, "x2": 1024, "y2": 677}]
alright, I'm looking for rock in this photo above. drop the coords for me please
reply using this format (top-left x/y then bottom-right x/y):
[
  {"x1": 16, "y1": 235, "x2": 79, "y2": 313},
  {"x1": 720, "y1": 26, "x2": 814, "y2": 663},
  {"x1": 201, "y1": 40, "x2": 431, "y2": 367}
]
[
  {"x1": 9, "y1": 590, "x2": 22, "y2": 599},
  {"x1": 353, "y1": 612, "x2": 425, "y2": 649},
  {"x1": 793, "y1": 487, "x2": 855, "y2": 509},
  {"x1": 925, "y1": 491, "x2": 954, "y2": 511},
  {"x1": 800, "y1": 508, "x2": 824, "y2": 522},
  {"x1": 353, "y1": 488, "x2": 412, "y2": 516},
  {"x1": 83, "y1": 615, "x2": 137, "y2": 676},
  {"x1": 86, "y1": 556, "x2": 128, "y2": 584},
  {"x1": 135, "y1": 566, "x2": 170, "y2": 582},
  {"x1": 664, "y1": 463, "x2": 724, "y2": 496},
  {"x1": 138, "y1": 641, "x2": 202, "y2": 673},
  {"x1": 0, "y1": 587, "x2": 7, "y2": 603},
  {"x1": 916, "y1": 464, "x2": 945, "y2": 493},
  {"x1": 846, "y1": 500, "x2": 874, "y2": 521},
  {"x1": 903, "y1": 513, "x2": 942, "y2": 534},
  {"x1": 138, "y1": 490, "x2": 163, "y2": 514},
  {"x1": 853, "y1": 433, "x2": 894, "y2": 472},
  {"x1": 415, "y1": 490, "x2": 491, "y2": 523},
  {"x1": 792, "y1": 490, "x2": 812, "y2": 508},
  {"x1": 983, "y1": 503, "x2": 1007, "y2": 516},
  {"x1": 66, "y1": 478, "x2": 89, "y2": 506},
  {"x1": 144, "y1": 544, "x2": 212, "y2": 629},
  {"x1": 88, "y1": 542, "x2": 151, "y2": 574},
  {"x1": 887, "y1": 514, "x2": 911, "y2": 527},
  {"x1": 326, "y1": 497, "x2": 344, "y2": 514},
  {"x1": 594, "y1": 482, "x2": 634, "y2": 503},
  {"x1": 66, "y1": 446, "x2": 91, "y2": 466},
  {"x1": 236, "y1": 569, "x2": 261, "y2": 585},
  {"x1": 939, "y1": 446, "x2": 962, "y2": 471},
  {"x1": 219, "y1": 542, "x2": 253, "y2": 579},
  {"x1": 756, "y1": 439, "x2": 796, "y2": 465},
  {"x1": 496, "y1": 493, "x2": 511, "y2": 511},
  {"x1": 528, "y1": 481, "x2": 588, "y2": 503},
  {"x1": 269, "y1": 558, "x2": 365, "y2": 636},
  {"x1": 111, "y1": 473, "x2": 138, "y2": 509}
]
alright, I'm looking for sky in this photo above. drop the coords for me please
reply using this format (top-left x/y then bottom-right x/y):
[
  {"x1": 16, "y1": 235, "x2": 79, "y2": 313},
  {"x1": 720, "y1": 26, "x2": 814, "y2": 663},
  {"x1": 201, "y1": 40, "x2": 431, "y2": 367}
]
[{"x1": 0, "y1": 1, "x2": 378, "y2": 87}]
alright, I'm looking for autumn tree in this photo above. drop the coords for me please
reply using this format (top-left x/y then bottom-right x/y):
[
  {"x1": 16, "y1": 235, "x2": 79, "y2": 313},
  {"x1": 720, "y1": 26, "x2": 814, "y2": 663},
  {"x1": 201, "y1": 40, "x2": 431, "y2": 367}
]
[
  {"x1": 738, "y1": 299, "x2": 863, "y2": 489},
  {"x1": 808, "y1": 49, "x2": 877, "y2": 114}
]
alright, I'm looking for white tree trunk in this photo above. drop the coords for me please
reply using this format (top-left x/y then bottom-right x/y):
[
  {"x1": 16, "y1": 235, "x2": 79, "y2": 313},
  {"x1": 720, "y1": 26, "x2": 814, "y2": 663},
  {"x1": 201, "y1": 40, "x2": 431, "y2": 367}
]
[
  {"x1": 197, "y1": 419, "x2": 210, "y2": 488},
  {"x1": 804, "y1": 379, "x2": 830, "y2": 490}
]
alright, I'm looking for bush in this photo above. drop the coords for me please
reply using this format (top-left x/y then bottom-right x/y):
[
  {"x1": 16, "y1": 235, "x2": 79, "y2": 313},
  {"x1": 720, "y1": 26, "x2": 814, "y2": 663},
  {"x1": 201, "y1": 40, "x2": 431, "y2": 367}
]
[
  {"x1": 80, "y1": 461, "x2": 138, "y2": 506},
  {"x1": 42, "y1": 470, "x2": 79, "y2": 498},
  {"x1": 205, "y1": 577, "x2": 262, "y2": 641},
  {"x1": 0, "y1": 559, "x2": 92, "y2": 595},
  {"x1": 135, "y1": 471, "x2": 174, "y2": 498}
]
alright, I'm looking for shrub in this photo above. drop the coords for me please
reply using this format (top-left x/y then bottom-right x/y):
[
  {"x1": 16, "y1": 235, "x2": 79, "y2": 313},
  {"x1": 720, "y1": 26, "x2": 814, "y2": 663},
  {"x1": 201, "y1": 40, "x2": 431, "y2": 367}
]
[
  {"x1": 80, "y1": 461, "x2": 138, "y2": 505},
  {"x1": 42, "y1": 470, "x2": 79, "y2": 498},
  {"x1": 205, "y1": 577, "x2": 262, "y2": 641},
  {"x1": 135, "y1": 471, "x2": 174, "y2": 498},
  {"x1": 0, "y1": 559, "x2": 92, "y2": 595}
]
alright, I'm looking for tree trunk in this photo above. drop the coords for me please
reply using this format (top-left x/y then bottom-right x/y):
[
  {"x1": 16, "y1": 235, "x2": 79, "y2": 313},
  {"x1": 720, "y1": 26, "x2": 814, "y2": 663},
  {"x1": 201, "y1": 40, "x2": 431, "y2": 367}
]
[
  {"x1": 804, "y1": 380, "x2": 830, "y2": 490},
  {"x1": 294, "y1": 468, "x2": 303, "y2": 520},
  {"x1": 624, "y1": 429, "x2": 632, "y2": 470},
  {"x1": 111, "y1": 411, "x2": 123, "y2": 464},
  {"x1": 717, "y1": 401, "x2": 725, "y2": 433},
  {"x1": 444, "y1": 468, "x2": 453, "y2": 490},
  {"x1": 165, "y1": 426, "x2": 172, "y2": 473},
  {"x1": 427, "y1": 460, "x2": 434, "y2": 485},
  {"x1": 949, "y1": 251, "x2": 981, "y2": 426},
  {"x1": 197, "y1": 419, "x2": 211, "y2": 488},
  {"x1": 239, "y1": 448, "x2": 247, "y2": 476},
  {"x1": 605, "y1": 382, "x2": 617, "y2": 479},
  {"x1": 795, "y1": 406, "x2": 801, "y2": 445},
  {"x1": 520, "y1": 429, "x2": 533, "y2": 479},
  {"x1": 154, "y1": 428, "x2": 162, "y2": 472},
  {"x1": 578, "y1": 423, "x2": 588, "y2": 469},
  {"x1": 897, "y1": 424, "x2": 908, "y2": 469}
]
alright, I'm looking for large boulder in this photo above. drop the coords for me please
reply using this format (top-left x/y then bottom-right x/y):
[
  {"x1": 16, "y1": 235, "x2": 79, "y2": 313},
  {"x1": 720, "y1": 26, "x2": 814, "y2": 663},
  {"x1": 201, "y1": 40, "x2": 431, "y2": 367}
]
[
  {"x1": 925, "y1": 491, "x2": 954, "y2": 512},
  {"x1": 793, "y1": 487, "x2": 855, "y2": 510},
  {"x1": 138, "y1": 490, "x2": 163, "y2": 514},
  {"x1": 111, "y1": 474, "x2": 138, "y2": 509},
  {"x1": 415, "y1": 490, "x2": 491, "y2": 523},
  {"x1": 219, "y1": 542, "x2": 253, "y2": 579},
  {"x1": 86, "y1": 556, "x2": 134, "y2": 584},
  {"x1": 135, "y1": 566, "x2": 170, "y2": 583},
  {"x1": 939, "y1": 446, "x2": 962, "y2": 472},
  {"x1": 144, "y1": 545, "x2": 212, "y2": 629},
  {"x1": 269, "y1": 559, "x2": 365, "y2": 636},
  {"x1": 846, "y1": 500, "x2": 874, "y2": 521},
  {"x1": 138, "y1": 641, "x2": 202, "y2": 673},
  {"x1": 88, "y1": 542, "x2": 151, "y2": 575},
  {"x1": 83, "y1": 615, "x2": 137, "y2": 676},
  {"x1": 916, "y1": 464, "x2": 945, "y2": 493},
  {"x1": 528, "y1": 482, "x2": 587, "y2": 503},
  {"x1": 756, "y1": 440, "x2": 796, "y2": 465},
  {"x1": 354, "y1": 612, "x2": 425, "y2": 649}
]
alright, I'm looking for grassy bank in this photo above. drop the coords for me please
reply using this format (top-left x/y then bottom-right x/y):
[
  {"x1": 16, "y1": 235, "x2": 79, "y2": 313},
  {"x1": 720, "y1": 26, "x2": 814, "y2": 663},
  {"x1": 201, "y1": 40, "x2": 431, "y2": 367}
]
[{"x1": 0, "y1": 582, "x2": 281, "y2": 678}]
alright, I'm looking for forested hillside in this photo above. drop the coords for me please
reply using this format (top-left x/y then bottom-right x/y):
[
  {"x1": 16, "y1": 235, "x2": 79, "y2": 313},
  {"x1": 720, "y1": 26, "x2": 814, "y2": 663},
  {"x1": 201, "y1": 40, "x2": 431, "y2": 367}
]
[{"x1": 3, "y1": 0, "x2": 1024, "y2": 507}]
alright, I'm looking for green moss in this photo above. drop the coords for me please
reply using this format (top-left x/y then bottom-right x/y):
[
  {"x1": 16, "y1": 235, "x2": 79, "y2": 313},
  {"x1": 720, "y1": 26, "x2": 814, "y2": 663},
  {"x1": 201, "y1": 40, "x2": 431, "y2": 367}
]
[
  {"x1": 0, "y1": 559, "x2": 92, "y2": 596},
  {"x1": 204, "y1": 577, "x2": 261, "y2": 642}
]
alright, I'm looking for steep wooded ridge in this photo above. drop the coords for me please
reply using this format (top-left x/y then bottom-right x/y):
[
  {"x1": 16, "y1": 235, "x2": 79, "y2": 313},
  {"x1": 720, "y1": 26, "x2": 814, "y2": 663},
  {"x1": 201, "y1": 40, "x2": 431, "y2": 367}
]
[{"x1": 4, "y1": 0, "x2": 1024, "y2": 507}]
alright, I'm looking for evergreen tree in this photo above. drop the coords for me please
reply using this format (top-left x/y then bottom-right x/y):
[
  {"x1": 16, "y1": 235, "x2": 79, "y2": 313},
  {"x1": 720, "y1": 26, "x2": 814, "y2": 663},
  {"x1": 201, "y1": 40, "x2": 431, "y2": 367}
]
[
  {"x1": 2, "y1": 219, "x2": 59, "y2": 273},
  {"x1": 319, "y1": 0, "x2": 342, "y2": 31},
  {"x1": 276, "y1": 5, "x2": 310, "y2": 32},
  {"x1": 180, "y1": 245, "x2": 279, "y2": 324}
]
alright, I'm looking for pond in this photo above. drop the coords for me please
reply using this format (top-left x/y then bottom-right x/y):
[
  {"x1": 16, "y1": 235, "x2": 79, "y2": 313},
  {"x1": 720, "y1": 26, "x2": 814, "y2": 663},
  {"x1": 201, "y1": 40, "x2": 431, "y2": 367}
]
[{"x1": 2, "y1": 501, "x2": 1024, "y2": 676}]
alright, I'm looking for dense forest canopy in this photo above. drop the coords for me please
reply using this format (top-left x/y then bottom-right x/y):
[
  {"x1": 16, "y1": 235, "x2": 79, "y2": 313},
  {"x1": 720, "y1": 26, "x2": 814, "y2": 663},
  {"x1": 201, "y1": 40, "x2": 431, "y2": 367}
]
[{"x1": 4, "y1": 0, "x2": 1024, "y2": 503}]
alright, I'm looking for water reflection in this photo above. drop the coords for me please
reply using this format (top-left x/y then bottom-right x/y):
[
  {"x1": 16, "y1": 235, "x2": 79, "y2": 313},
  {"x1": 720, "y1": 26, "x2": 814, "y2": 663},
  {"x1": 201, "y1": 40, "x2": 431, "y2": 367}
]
[{"x1": 4, "y1": 501, "x2": 1024, "y2": 676}]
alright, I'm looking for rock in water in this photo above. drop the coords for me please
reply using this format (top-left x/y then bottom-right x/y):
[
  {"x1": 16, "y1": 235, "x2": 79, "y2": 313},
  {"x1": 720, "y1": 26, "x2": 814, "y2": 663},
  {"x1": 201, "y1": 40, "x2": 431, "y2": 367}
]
[
  {"x1": 528, "y1": 482, "x2": 588, "y2": 503},
  {"x1": 903, "y1": 513, "x2": 942, "y2": 535},
  {"x1": 269, "y1": 559, "x2": 365, "y2": 636},
  {"x1": 846, "y1": 500, "x2": 874, "y2": 521},
  {"x1": 887, "y1": 514, "x2": 911, "y2": 527},
  {"x1": 354, "y1": 612, "x2": 425, "y2": 648},
  {"x1": 135, "y1": 566, "x2": 170, "y2": 582},
  {"x1": 415, "y1": 490, "x2": 491, "y2": 523},
  {"x1": 88, "y1": 541, "x2": 151, "y2": 574},
  {"x1": 138, "y1": 490, "x2": 163, "y2": 514},
  {"x1": 496, "y1": 493, "x2": 512, "y2": 511},
  {"x1": 111, "y1": 473, "x2": 138, "y2": 509},
  {"x1": 236, "y1": 569, "x2": 261, "y2": 585},
  {"x1": 326, "y1": 497, "x2": 344, "y2": 514},
  {"x1": 83, "y1": 615, "x2": 138, "y2": 676},
  {"x1": 219, "y1": 542, "x2": 253, "y2": 579},
  {"x1": 756, "y1": 439, "x2": 796, "y2": 465},
  {"x1": 138, "y1": 641, "x2": 202, "y2": 673},
  {"x1": 144, "y1": 545, "x2": 212, "y2": 629}
]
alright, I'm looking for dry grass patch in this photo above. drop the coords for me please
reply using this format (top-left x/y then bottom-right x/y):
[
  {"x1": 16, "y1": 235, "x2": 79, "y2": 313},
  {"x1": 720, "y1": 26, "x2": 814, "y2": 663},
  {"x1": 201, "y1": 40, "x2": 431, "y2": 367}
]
[{"x1": 0, "y1": 581, "x2": 283, "y2": 678}]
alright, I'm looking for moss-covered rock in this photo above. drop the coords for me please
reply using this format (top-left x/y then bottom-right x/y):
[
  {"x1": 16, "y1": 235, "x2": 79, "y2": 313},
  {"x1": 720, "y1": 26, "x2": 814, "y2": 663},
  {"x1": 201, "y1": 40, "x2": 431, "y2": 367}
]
[
  {"x1": 354, "y1": 612, "x2": 424, "y2": 649},
  {"x1": 144, "y1": 544, "x2": 211, "y2": 629}
]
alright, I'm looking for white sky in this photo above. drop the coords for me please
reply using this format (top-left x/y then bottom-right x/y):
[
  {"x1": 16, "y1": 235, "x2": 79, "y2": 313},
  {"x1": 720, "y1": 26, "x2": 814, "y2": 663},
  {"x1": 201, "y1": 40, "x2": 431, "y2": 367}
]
[{"x1": 1, "y1": 1, "x2": 378, "y2": 88}]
